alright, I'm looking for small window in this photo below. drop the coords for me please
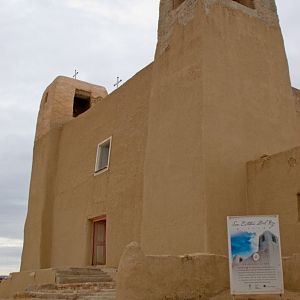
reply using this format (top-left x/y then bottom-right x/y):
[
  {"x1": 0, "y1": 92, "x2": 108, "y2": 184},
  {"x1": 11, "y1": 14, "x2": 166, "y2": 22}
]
[
  {"x1": 232, "y1": 0, "x2": 255, "y2": 9},
  {"x1": 173, "y1": 0, "x2": 185, "y2": 9},
  {"x1": 73, "y1": 89, "x2": 91, "y2": 117},
  {"x1": 95, "y1": 137, "x2": 112, "y2": 174}
]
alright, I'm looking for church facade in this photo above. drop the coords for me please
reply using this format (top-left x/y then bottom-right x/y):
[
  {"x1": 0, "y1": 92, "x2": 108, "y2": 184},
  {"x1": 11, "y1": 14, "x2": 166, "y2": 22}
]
[
  {"x1": 20, "y1": 0, "x2": 300, "y2": 277},
  {"x1": 2, "y1": 0, "x2": 300, "y2": 298}
]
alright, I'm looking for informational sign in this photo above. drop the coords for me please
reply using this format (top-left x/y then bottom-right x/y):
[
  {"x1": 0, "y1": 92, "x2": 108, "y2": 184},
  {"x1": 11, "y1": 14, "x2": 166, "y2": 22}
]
[{"x1": 227, "y1": 215, "x2": 284, "y2": 295}]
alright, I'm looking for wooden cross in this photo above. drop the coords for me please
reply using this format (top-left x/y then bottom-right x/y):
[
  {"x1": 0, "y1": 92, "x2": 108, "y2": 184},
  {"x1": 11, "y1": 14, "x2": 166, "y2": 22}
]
[
  {"x1": 114, "y1": 77, "x2": 122, "y2": 88},
  {"x1": 73, "y1": 69, "x2": 79, "y2": 79}
]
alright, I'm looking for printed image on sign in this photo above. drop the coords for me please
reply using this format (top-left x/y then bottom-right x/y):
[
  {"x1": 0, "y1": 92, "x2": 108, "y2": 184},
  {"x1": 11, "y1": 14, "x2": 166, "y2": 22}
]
[{"x1": 227, "y1": 215, "x2": 284, "y2": 295}]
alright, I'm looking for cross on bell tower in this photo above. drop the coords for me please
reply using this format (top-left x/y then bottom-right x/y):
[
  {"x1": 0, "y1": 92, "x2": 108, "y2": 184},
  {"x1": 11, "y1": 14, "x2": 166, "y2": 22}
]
[
  {"x1": 73, "y1": 69, "x2": 79, "y2": 80},
  {"x1": 114, "y1": 77, "x2": 122, "y2": 89}
]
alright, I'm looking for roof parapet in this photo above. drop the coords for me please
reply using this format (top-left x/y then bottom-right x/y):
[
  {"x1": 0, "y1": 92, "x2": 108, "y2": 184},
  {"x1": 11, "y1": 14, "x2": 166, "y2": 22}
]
[{"x1": 156, "y1": 0, "x2": 278, "y2": 55}]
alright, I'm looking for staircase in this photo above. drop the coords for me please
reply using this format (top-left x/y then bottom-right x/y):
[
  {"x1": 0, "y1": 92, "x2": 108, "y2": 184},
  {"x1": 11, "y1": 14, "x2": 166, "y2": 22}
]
[{"x1": 14, "y1": 267, "x2": 117, "y2": 300}]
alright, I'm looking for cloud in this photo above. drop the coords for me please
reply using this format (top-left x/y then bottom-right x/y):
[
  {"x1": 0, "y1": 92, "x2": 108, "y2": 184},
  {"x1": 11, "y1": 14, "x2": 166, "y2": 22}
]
[
  {"x1": 0, "y1": 238, "x2": 23, "y2": 249},
  {"x1": 0, "y1": 242, "x2": 23, "y2": 274},
  {"x1": 0, "y1": 247, "x2": 22, "y2": 275},
  {"x1": 64, "y1": 0, "x2": 158, "y2": 27},
  {"x1": 277, "y1": 0, "x2": 300, "y2": 88}
]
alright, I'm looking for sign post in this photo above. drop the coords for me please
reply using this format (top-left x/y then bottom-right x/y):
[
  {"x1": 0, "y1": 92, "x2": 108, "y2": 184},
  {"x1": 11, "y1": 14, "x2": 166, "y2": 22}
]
[{"x1": 227, "y1": 215, "x2": 284, "y2": 296}]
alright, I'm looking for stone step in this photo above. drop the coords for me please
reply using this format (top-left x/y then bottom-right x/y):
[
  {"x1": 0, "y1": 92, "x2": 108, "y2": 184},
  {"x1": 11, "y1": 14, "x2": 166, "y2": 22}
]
[
  {"x1": 15, "y1": 290, "x2": 116, "y2": 300},
  {"x1": 16, "y1": 298, "x2": 115, "y2": 300},
  {"x1": 15, "y1": 292, "x2": 78, "y2": 299},
  {"x1": 56, "y1": 275, "x2": 112, "y2": 284},
  {"x1": 81, "y1": 296, "x2": 115, "y2": 300},
  {"x1": 80, "y1": 293, "x2": 116, "y2": 300},
  {"x1": 29, "y1": 288, "x2": 116, "y2": 295},
  {"x1": 14, "y1": 268, "x2": 116, "y2": 300},
  {"x1": 31, "y1": 282, "x2": 116, "y2": 292},
  {"x1": 56, "y1": 274, "x2": 111, "y2": 280},
  {"x1": 56, "y1": 268, "x2": 106, "y2": 276}
]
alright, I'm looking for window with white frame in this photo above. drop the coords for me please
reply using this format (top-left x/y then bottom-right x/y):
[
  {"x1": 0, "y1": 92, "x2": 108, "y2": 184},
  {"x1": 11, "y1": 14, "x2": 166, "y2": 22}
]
[{"x1": 95, "y1": 137, "x2": 112, "y2": 174}]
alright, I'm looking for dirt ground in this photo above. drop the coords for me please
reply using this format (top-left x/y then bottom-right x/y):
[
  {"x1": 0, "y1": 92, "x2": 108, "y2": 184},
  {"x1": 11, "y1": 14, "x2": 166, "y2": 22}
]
[{"x1": 211, "y1": 290, "x2": 300, "y2": 300}]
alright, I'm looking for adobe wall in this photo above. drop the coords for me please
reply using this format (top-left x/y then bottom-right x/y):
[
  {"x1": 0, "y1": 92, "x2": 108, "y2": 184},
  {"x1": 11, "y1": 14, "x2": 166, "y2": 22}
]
[
  {"x1": 21, "y1": 64, "x2": 153, "y2": 271},
  {"x1": 50, "y1": 64, "x2": 152, "y2": 268},
  {"x1": 116, "y1": 242, "x2": 300, "y2": 300},
  {"x1": 0, "y1": 269, "x2": 55, "y2": 299},
  {"x1": 21, "y1": 78, "x2": 108, "y2": 270},
  {"x1": 247, "y1": 147, "x2": 300, "y2": 256},
  {"x1": 202, "y1": 0, "x2": 298, "y2": 255},
  {"x1": 294, "y1": 88, "x2": 300, "y2": 135},
  {"x1": 35, "y1": 77, "x2": 107, "y2": 141},
  {"x1": 21, "y1": 128, "x2": 62, "y2": 270},
  {"x1": 141, "y1": 0, "x2": 299, "y2": 256},
  {"x1": 142, "y1": 0, "x2": 207, "y2": 256},
  {"x1": 116, "y1": 242, "x2": 229, "y2": 300}
]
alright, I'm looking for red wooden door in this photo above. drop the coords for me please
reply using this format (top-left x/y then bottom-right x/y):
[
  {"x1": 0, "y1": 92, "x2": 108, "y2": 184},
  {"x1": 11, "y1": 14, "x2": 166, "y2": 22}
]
[{"x1": 92, "y1": 220, "x2": 106, "y2": 265}]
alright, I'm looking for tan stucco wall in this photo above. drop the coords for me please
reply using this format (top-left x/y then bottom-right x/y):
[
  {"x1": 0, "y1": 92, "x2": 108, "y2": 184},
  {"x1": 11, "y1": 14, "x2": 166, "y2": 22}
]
[
  {"x1": 50, "y1": 65, "x2": 152, "y2": 268},
  {"x1": 116, "y1": 242, "x2": 300, "y2": 300},
  {"x1": 142, "y1": 0, "x2": 207, "y2": 256},
  {"x1": 35, "y1": 77, "x2": 107, "y2": 141},
  {"x1": 21, "y1": 64, "x2": 153, "y2": 270},
  {"x1": 22, "y1": 77, "x2": 108, "y2": 270},
  {"x1": 294, "y1": 88, "x2": 300, "y2": 135},
  {"x1": 141, "y1": 0, "x2": 299, "y2": 257},
  {"x1": 21, "y1": 128, "x2": 62, "y2": 270},
  {"x1": 247, "y1": 147, "x2": 300, "y2": 256},
  {"x1": 116, "y1": 242, "x2": 229, "y2": 300},
  {"x1": 0, "y1": 269, "x2": 55, "y2": 299},
  {"x1": 202, "y1": 2, "x2": 298, "y2": 255}
]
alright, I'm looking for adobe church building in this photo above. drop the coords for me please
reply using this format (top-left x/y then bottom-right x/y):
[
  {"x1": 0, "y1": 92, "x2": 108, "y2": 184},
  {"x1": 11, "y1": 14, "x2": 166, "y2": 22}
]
[{"x1": 1, "y1": 0, "x2": 300, "y2": 299}]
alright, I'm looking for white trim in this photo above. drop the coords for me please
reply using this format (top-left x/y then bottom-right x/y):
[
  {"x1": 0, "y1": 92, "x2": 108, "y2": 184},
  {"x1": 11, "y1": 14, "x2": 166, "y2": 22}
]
[{"x1": 94, "y1": 136, "x2": 112, "y2": 176}]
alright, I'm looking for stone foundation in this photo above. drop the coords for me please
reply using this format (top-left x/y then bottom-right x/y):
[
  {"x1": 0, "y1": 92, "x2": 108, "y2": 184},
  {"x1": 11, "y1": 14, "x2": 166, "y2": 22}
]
[
  {"x1": 116, "y1": 242, "x2": 300, "y2": 300},
  {"x1": 0, "y1": 269, "x2": 56, "y2": 299},
  {"x1": 116, "y1": 242, "x2": 229, "y2": 300}
]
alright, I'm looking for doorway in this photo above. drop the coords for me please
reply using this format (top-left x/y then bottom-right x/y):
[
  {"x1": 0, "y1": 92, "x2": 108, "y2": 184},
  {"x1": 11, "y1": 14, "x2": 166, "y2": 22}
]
[{"x1": 92, "y1": 219, "x2": 106, "y2": 265}]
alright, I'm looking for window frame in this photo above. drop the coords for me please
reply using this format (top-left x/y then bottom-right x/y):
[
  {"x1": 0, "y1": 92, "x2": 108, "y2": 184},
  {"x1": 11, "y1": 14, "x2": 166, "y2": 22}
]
[{"x1": 94, "y1": 136, "x2": 112, "y2": 175}]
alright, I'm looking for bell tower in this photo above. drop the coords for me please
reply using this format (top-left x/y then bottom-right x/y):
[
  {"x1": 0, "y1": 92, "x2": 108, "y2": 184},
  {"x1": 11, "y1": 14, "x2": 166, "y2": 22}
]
[
  {"x1": 21, "y1": 77, "x2": 107, "y2": 270},
  {"x1": 141, "y1": 0, "x2": 298, "y2": 256}
]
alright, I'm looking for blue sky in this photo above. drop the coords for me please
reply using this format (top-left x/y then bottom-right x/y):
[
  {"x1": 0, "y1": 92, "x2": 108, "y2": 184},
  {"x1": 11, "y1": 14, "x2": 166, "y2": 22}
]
[{"x1": 0, "y1": 0, "x2": 299, "y2": 275}]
